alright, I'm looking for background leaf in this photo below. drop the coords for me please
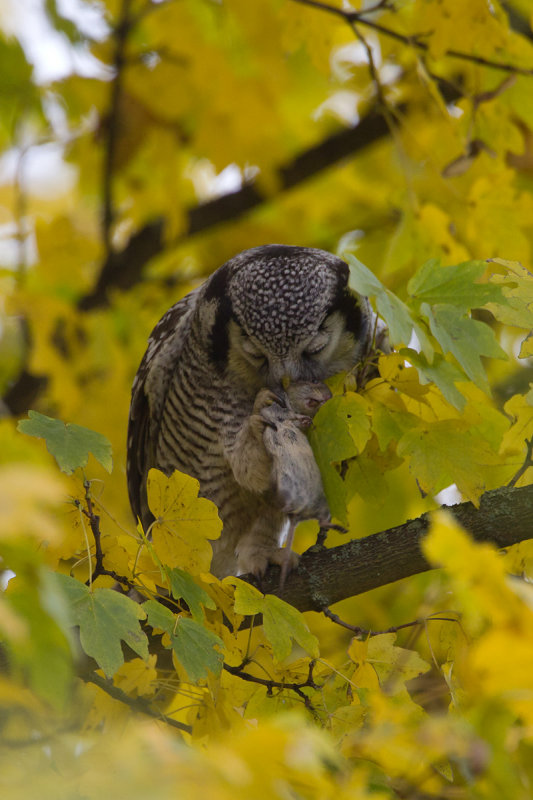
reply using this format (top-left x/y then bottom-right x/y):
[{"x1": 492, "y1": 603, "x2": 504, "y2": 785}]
[
  {"x1": 17, "y1": 411, "x2": 113, "y2": 475},
  {"x1": 53, "y1": 574, "x2": 148, "y2": 677}
]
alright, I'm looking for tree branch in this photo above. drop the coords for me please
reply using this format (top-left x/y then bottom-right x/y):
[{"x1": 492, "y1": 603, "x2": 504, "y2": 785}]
[
  {"x1": 101, "y1": 0, "x2": 134, "y2": 256},
  {"x1": 77, "y1": 109, "x2": 395, "y2": 309},
  {"x1": 79, "y1": 667, "x2": 192, "y2": 734},
  {"x1": 250, "y1": 483, "x2": 533, "y2": 612},
  {"x1": 291, "y1": 0, "x2": 533, "y2": 76},
  {"x1": 74, "y1": 0, "x2": 531, "y2": 309}
]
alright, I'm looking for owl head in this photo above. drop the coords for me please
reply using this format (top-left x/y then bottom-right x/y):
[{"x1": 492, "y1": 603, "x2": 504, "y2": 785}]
[{"x1": 200, "y1": 244, "x2": 373, "y2": 390}]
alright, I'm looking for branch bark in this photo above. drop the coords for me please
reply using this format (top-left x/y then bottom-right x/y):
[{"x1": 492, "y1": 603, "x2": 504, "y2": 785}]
[{"x1": 251, "y1": 483, "x2": 533, "y2": 612}]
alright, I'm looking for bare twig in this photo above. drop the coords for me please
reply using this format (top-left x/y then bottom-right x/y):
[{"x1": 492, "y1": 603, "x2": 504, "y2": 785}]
[
  {"x1": 80, "y1": 668, "x2": 192, "y2": 734},
  {"x1": 223, "y1": 659, "x2": 320, "y2": 710},
  {"x1": 322, "y1": 607, "x2": 461, "y2": 638},
  {"x1": 508, "y1": 437, "x2": 533, "y2": 488},
  {"x1": 79, "y1": 479, "x2": 134, "y2": 589},
  {"x1": 290, "y1": 0, "x2": 533, "y2": 76}
]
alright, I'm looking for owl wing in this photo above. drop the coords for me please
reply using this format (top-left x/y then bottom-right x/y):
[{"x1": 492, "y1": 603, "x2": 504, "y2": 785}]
[{"x1": 127, "y1": 287, "x2": 202, "y2": 528}]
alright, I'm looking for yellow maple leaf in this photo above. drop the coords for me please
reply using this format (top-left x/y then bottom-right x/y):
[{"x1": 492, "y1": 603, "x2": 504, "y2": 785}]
[
  {"x1": 423, "y1": 512, "x2": 529, "y2": 630},
  {"x1": 147, "y1": 468, "x2": 222, "y2": 575},
  {"x1": 113, "y1": 655, "x2": 158, "y2": 698},
  {"x1": 398, "y1": 419, "x2": 502, "y2": 505}
]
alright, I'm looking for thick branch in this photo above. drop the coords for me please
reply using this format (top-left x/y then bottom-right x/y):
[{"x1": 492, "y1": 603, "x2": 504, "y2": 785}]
[
  {"x1": 252, "y1": 483, "x2": 533, "y2": 612},
  {"x1": 78, "y1": 109, "x2": 394, "y2": 309}
]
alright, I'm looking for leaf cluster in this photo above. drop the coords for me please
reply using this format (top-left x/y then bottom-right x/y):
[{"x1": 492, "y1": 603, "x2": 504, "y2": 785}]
[{"x1": 1, "y1": 0, "x2": 533, "y2": 797}]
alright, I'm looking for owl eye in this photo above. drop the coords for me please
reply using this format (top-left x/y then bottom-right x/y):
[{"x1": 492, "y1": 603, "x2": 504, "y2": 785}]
[
  {"x1": 304, "y1": 332, "x2": 328, "y2": 357},
  {"x1": 241, "y1": 337, "x2": 268, "y2": 366}
]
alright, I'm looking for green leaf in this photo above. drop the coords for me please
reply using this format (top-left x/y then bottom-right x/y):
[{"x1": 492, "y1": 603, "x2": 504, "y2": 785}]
[
  {"x1": 371, "y1": 403, "x2": 417, "y2": 451},
  {"x1": 167, "y1": 568, "x2": 216, "y2": 622},
  {"x1": 52, "y1": 574, "x2": 148, "y2": 677},
  {"x1": 347, "y1": 254, "x2": 434, "y2": 359},
  {"x1": 344, "y1": 456, "x2": 389, "y2": 505},
  {"x1": 348, "y1": 255, "x2": 411, "y2": 343},
  {"x1": 144, "y1": 599, "x2": 223, "y2": 681},
  {"x1": 17, "y1": 411, "x2": 113, "y2": 475},
  {"x1": 230, "y1": 580, "x2": 319, "y2": 661},
  {"x1": 144, "y1": 597, "x2": 176, "y2": 632},
  {"x1": 421, "y1": 304, "x2": 507, "y2": 391},
  {"x1": 313, "y1": 393, "x2": 370, "y2": 461},
  {"x1": 262, "y1": 595, "x2": 319, "y2": 661},
  {"x1": 402, "y1": 349, "x2": 467, "y2": 411},
  {"x1": 398, "y1": 420, "x2": 502, "y2": 505},
  {"x1": 172, "y1": 617, "x2": 223, "y2": 681},
  {"x1": 488, "y1": 259, "x2": 533, "y2": 332},
  {"x1": 308, "y1": 393, "x2": 372, "y2": 523},
  {"x1": 408, "y1": 259, "x2": 504, "y2": 309},
  {"x1": 307, "y1": 415, "x2": 348, "y2": 524},
  {"x1": 310, "y1": 392, "x2": 360, "y2": 467},
  {"x1": 231, "y1": 578, "x2": 264, "y2": 616}
]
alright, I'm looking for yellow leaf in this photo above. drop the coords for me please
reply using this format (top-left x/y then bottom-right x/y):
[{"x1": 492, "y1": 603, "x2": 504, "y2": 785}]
[
  {"x1": 398, "y1": 420, "x2": 502, "y2": 504},
  {"x1": 0, "y1": 597, "x2": 28, "y2": 641},
  {"x1": 148, "y1": 468, "x2": 222, "y2": 575},
  {"x1": 423, "y1": 512, "x2": 529, "y2": 630},
  {"x1": 379, "y1": 354, "x2": 430, "y2": 400},
  {"x1": 113, "y1": 655, "x2": 158, "y2": 697},
  {"x1": 0, "y1": 465, "x2": 65, "y2": 546}
]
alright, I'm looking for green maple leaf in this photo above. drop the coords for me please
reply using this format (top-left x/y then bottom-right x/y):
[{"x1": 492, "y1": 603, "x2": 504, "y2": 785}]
[
  {"x1": 167, "y1": 568, "x2": 216, "y2": 622},
  {"x1": 17, "y1": 411, "x2": 113, "y2": 475},
  {"x1": 307, "y1": 393, "x2": 372, "y2": 524},
  {"x1": 347, "y1": 254, "x2": 434, "y2": 358},
  {"x1": 231, "y1": 580, "x2": 318, "y2": 662},
  {"x1": 422, "y1": 303, "x2": 507, "y2": 392},
  {"x1": 408, "y1": 259, "x2": 504, "y2": 309},
  {"x1": 53, "y1": 574, "x2": 148, "y2": 678},
  {"x1": 402, "y1": 349, "x2": 467, "y2": 411},
  {"x1": 144, "y1": 600, "x2": 223, "y2": 681}
]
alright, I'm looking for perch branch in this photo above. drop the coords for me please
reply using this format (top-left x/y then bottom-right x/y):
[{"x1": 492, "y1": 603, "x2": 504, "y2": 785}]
[{"x1": 249, "y1": 483, "x2": 533, "y2": 612}]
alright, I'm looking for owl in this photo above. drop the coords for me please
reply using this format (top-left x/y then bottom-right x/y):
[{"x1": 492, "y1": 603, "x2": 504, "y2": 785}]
[{"x1": 127, "y1": 244, "x2": 375, "y2": 578}]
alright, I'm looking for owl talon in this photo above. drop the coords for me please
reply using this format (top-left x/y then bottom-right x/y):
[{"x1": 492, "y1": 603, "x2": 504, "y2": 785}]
[
  {"x1": 253, "y1": 388, "x2": 282, "y2": 414},
  {"x1": 235, "y1": 539, "x2": 299, "y2": 580}
]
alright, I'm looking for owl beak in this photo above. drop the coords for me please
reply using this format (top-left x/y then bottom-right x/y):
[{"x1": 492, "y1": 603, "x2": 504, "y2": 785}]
[{"x1": 267, "y1": 359, "x2": 299, "y2": 388}]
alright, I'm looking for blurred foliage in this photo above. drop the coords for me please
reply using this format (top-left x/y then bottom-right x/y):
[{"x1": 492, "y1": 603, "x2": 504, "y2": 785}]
[{"x1": 1, "y1": 0, "x2": 533, "y2": 797}]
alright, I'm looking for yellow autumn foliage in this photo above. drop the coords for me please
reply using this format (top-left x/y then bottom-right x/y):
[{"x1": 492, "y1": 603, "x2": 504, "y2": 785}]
[{"x1": 1, "y1": 0, "x2": 533, "y2": 798}]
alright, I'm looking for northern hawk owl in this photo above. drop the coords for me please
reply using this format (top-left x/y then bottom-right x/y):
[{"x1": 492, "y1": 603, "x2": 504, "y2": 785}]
[{"x1": 127, "y1": 244, "x2": 374, "y2": 577}]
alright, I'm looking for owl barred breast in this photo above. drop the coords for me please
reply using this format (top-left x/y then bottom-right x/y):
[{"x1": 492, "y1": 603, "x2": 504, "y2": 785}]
[{"x1": 127, "y1": 244, "x2": 374, "y2": 578}]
